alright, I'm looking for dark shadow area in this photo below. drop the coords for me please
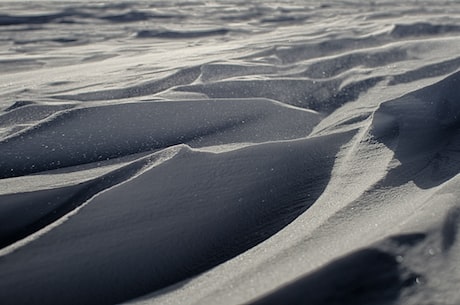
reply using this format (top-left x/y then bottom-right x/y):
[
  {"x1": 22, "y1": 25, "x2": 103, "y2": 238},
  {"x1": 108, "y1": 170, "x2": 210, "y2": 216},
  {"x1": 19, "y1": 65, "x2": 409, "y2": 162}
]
[
  {"x1": 371, "y1": 70, "x2": 460, "y2": 189},
  {"x1": 3, "y1": 101, "x2": 34, "y2": 112},
  {"x1": 136, "y1": 28, "x2": 230, "y2": 39},
  {"x1": 248, "y1": 232, "x2": 426, "y2": 305},
  {"x1": 0, "y1": 5, "x2": 182, "y2": 27},
  {"x1": 389, "y1": 57, "x2": 460, "y2": 85},
  {"x1": 390, "y1": 22, "x2": 460, "y2": 38},
  {"x1": 441, "y1": 206, "x2": 460, "y2": 252},
  {"x1": 247, "y1": 249, "x2": 404, "y2": 305},
  {"x1": 388, "y1": 233, "x2": 427, "y2": 247},
  {"x1": 0, "y1": 159, "x2": 146, "y2": 249}
]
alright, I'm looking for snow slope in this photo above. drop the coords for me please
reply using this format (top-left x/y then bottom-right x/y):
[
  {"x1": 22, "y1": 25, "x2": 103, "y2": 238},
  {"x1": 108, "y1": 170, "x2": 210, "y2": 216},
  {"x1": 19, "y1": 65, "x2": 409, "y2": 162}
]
[{"x1": 1, "y1": 0, "x2": 460, "y2": 304}]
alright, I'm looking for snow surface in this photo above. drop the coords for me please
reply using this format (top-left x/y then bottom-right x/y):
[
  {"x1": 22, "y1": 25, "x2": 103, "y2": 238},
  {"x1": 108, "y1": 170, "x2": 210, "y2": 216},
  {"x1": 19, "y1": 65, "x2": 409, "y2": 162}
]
[{"x1": 1, "y1": 0, "x2": 460, "y2": 304}]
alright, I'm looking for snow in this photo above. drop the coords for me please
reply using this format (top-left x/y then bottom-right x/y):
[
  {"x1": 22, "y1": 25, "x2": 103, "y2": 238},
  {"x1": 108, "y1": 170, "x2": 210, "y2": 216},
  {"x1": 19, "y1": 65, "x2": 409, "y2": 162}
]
[{"x1": 1, "y1": 0, "x2": 460, "y2": 304}]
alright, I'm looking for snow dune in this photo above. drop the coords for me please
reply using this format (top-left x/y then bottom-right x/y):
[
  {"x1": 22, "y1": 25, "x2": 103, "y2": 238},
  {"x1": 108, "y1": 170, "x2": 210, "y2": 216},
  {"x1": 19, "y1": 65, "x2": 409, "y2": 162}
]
[{"x1": 1, "y1": 0, "x2": 460, "y2": 304}]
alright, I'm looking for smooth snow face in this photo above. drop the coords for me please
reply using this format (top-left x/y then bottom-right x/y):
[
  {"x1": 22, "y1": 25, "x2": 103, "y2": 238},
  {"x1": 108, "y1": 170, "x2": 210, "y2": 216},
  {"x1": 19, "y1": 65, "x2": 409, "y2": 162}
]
[{"x1": 1, "y1": 1, "x2": 460, "y2": 305}]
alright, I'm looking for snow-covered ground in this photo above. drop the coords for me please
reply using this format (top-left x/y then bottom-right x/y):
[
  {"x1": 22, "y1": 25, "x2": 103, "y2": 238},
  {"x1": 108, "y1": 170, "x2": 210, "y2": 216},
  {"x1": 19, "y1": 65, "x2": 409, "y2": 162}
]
[{"x1": 1, "y1": 1, "x2": 460, "y2": 304}]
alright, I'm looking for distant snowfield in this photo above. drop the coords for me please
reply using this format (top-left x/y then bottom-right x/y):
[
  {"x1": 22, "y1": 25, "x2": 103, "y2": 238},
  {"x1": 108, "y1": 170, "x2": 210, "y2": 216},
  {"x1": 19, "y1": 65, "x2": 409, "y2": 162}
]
[{"x1": 1, "y1": 1, "x2": 460, "y2": 304}]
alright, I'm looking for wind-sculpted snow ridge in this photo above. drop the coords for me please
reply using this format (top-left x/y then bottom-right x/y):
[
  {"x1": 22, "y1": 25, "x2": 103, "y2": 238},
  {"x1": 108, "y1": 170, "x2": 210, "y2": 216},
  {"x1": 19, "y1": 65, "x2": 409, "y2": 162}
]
[
  {"x1": 0, "y1": 134, "x2": 351, "y2": 305},
  {"x1": 0, "y1": 99, "x2": 320, "y2": 178},
  {"x1": 372, "y1": 70, "x2": 460, "y2": 189},
  {"x1": 1, "y1": 0, "x2": 460, "y2": 304}
]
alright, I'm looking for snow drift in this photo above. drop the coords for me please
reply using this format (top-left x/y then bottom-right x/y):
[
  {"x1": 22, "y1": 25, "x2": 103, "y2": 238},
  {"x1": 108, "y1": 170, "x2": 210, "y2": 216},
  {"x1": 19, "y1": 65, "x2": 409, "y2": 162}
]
[{"x1": 1, "y1": 0, "x2": 460, "y2": 304}]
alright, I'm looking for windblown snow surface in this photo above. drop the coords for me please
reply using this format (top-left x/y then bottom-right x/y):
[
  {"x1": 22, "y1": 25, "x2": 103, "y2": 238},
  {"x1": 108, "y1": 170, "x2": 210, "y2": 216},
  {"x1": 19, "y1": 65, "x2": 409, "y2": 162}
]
[{"x1": 1, "y1": 0, "x2": 460, "y2": 304}]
